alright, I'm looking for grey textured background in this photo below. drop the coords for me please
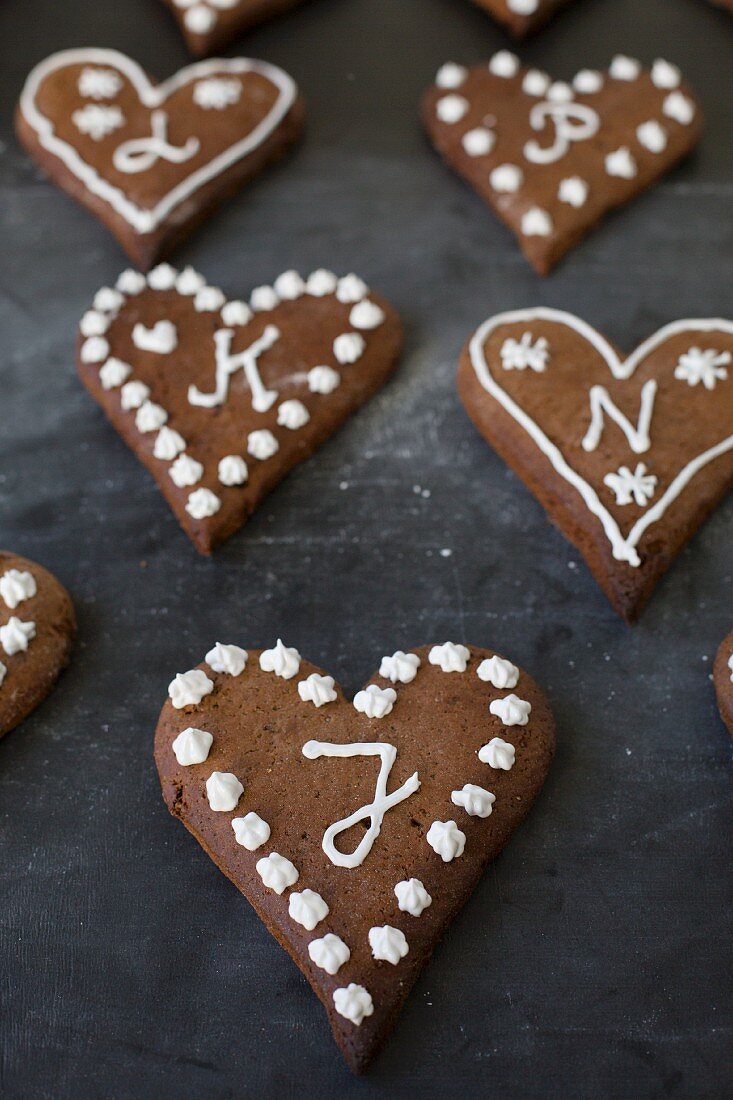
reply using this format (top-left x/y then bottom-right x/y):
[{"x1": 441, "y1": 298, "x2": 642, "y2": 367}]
[{"x1": 1, "y1": 0, "x2": 732, "y2": 1096}]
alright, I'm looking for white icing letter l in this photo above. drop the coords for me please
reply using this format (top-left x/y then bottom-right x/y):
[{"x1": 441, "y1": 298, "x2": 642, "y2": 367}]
[{"x1": 582, "y1": 380, "x2": 658, "y2": 454}]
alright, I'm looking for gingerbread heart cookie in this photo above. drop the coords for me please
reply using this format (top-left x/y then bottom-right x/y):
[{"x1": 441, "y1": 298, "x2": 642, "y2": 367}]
[
  {"x1": 458, "y1": 309, "x2": 733, "y2": 621},
  {"x1": 0, "y1": 553, "x2": 75, "y2": 741},
  {"x1": 155, "y1": 641, "x2": 555, "y2": 1070},
  {"x1": 470, "y1": 0, "x2": 575, "y2": 37},
  {"x1": 714, "y1": 632, "x2": 733, "y2": 738},
  {"x1": 16, "y1": 49, "x2": 304, "y2": 270},
  {"x1": 423, "y1": 53, "x2": 701, "y2": 274},
  {"x1": 77, "y1": 264, "x2": 402, "y2": 553},
  {"x1": 162, "y1": 0, "x2": 309, "y2": 56}
]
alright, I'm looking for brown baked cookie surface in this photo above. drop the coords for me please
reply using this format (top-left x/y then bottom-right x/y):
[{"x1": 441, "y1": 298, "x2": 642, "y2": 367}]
[
  {"x1": 16, "y1": 49, "x2": 304, "y2": 270},
  {"x1": 458, "y1": 310, "x2": 733, "y2": 622},
  {"x1": 154, "y1": 641, "x2": 555, "y2": 1071},
  {"x1": 162, "y1": 0, "x2": 309, "y2": 56},
  {"x1": 77, "y1": 265, "x2": 403, "y2": 554},
  {"x1": 0, "y1": 553, "x2": 75, "y2": 741},
  {"x1": 423, "y1": 54, "x2": 701, "y2": 275},
  {"x1": 714, "y1": 632, "x2": 733, "y2": 737},
  {"x1": 471, "y1": 0, "x2": 575, "y2": 36}
]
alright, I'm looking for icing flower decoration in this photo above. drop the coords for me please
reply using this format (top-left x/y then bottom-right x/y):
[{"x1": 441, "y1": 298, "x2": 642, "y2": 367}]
[
  {"x1": 428, "y1": 641, "x2": 470, "y2": 673},
  {"x1": 259, "y1": 640, "x2": 301, "y2": 680},
  {"x1": 168, "y1": 668, "x2": 214, "y2": 709},
  {"x1": 604, "y1": 463, "x2": 658, "y2": 507},
  {"x1": 477, "y1": 655, "x2": 519, "y2": 690},
  {"x1": 72, "y1": 104, "x2": 125, "y2": 141},
  {"x1": 333, "y1": 984, "x2": 374, "y2": 1026},
  {"x1": 426, "y1": 819, "x2": 466, "y2": 862},
  {"x1": 479, "y1": 736, "x2": 516, "y2": 771},
  {"x1": 368, "y1": 925, "x2": 409, "y2": 965},
  {"x1": 353, "y1": 684, "x2": 397, "y2": 718},
  {"x1": 77, "y1": 67, "x2": 123, "y2": 100},
  {"x1": 0, "y1": 569, "x2": 37, "y2": 610},
  {"x1": 193, "y1": 78, "x2": 242, "y2": 111},
  {"x1": 674, "y1": 346, "x2": 731, "y2": 390},
  {"x1": 232, "y1": 812, "x2": 271, "y2": 852},
  {"x1": 0, "y1": 617, "x2": 36, "y2": 656},
  {"x1": 489, "y1": 693, "x2": 531, "y2": 726},
  {"x1": 288, "y1": 889, "x2": 330, "y2": 931},
  {"x1": 298, "y1": 673, "x2": 338, "y2": 708},
  {"x1": 394, "y1": 878, "x2": 432, "y2": 917},
  {"x1": 172, "y1": 727, "x2": 213, "y2": 766},
  {"x1": 255, "y1": 852, "x2": 299, "y2": 895},
  {"x1": 308, "y1": 933, "x2": 351, "y2": 975},
  {"x1": 500, "y1": 332, "x2": 550, "y2": 373},
  {"x1": 205, "y1": 642, "x2": 247, "y2": 676},
  {"x1": 379, "y1": 651, "x2": 421, "y2": 684},
  {"x1": 205, "y1": 771, "x2": 243, "y2": 812},
  {"x1": 451, "y1": 783, "x2": 496, "y2": 819}
]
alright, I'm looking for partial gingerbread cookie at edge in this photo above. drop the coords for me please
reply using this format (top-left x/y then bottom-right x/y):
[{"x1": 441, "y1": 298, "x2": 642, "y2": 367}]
[
  {"x1": 714, "y1": 632, "x2": 733, "y2": 737},
  {"x1": 76, "y1": 264, "x2": 403, "y2": 554},
  {"x1": 162, "y1": 0, "x2": 310, "y2": 56},
  {"x1": 471, "y1": 0, "x2": 576, "y2": 37},
  {"x1": 423, "y1": 52, "x2": 701, "y2": 275},
  {"x1": 0, "y1": 553, "x2": 75, "y2": 740},
  {"x1": 155, "y1": 641, "x2": 556, "y2": 1071},
  {"x1": 16, "y1": 49, "x2": 304, "y2": 270},
  {"x1": 458, "y1": 309, "x2": 733, "y2": 621}
]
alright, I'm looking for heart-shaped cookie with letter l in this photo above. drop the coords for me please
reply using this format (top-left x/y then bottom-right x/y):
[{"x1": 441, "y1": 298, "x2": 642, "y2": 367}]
[
  {"x1": 155, "y1": 641, "x2": 555, "y2": 1071},
  {"x1": 458, "y1": 309, "x2": 733, "y2": 621},
  {"x1": 0, "y1": 552, "x2": 75, "y2": 741},
  {"x1": 423, "y1": 53, "x2": 701, "y2": 274},
  {"x1": 162, "y1": 0, "x2": 309, "y2": 56},
  {"x1": 16, "y1": 49, "x2": 304, "y2": 270},
  {"x1": 76, "y1": 264, "x2": 402, "y2": 553},
  {"x1": 714, "y1": 632, "x2": 733, "y2": 738},
  {"x1": 470, "y1": 0, "x2": 576, "y2": 37}
]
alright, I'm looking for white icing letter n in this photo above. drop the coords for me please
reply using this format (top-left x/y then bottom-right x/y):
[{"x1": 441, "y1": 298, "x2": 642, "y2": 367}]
[
  {"x1": 188, "y1": 325, "x2": 280, "y2": 411},
  {"x1": 582, "y1": 380, "x2": 658, "y2": 454}
]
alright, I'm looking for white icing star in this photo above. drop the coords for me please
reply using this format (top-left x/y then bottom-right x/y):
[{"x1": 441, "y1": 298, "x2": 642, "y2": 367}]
[
  {"x1": 220, "y1": 300, "x2": 251, "y2": 326},
  {"x1": 333, "y1": 984, "x2": 374, "y2": 1025},
  {"x1": 116, "y1": 270, "x2": 147, "y2": 296},
  {"x1": 426, "y1": 820, "x2": 466, "y2": 862},
  {"x1": 490, "y1": 163, "x2": 523, "y2": 193},
  {"x1": 604, "y1": 463, "x2": 658, "y2": 507},
  {"x1": 298, "y1": 673, "x2": 337, "y2": 707},
  {"x1": 289, "y1": 889, "x2": 330, "y2": 931},
  {"x1": 428, "y1": 641, "x2": 470, "y2": 673},
  {"x1": 500, "y1": 332, "x2": 549, "y2": 373},
  {"x1": 353, "y1": 684, "x2": 397, "y2": 718},
  {"x1": 490, "y1": 694, "x2": 531, "y2": 726},
  {"x1": 256, "y1": 852, "x2": 299, "y2": 894},
  {"x1": 336, "y1": 275, "x2": 368, "y2": 304},
  {"x1": 259, "y1": 640, "x2": 301, "y2": 680},
  {"x1": 663, "y1": 91, "x2": 695, "y2": 126},
  {"x1": 637, "y1": 121, "x2": 667, "y2": 154},
  {"x1": 206, "y1": 771, "x2": 243, "y2": 812},
  {"x1": 462, "y1": 127, "x2": 495, "y2": 157},
  {"x1": 394, "y1": 878, "x2": 432, "y2": 917},
  {"x1": 205, "y1": 643, "x2": 247, "y2": 676},
  {"x1": 674, "y1": 346, "x2": 730, "y2": 390},
  {"x1": 379, "y1": 651, "x2": 421, "y2": 684},
  {"x1": 72, "y1": 104, "x2": 125, "y2": 141},
  {"x1": 477, "y1": 655, "x2": 519, "y2": 690},
  {"x1": 479, "y1": 736, "x2": 516, "y2": 770},
  {"x1": 308, "y1": 933, "x2": 350, "y2": 975},
  {"x1": 451, "y1": 783, "x2": 496, "y2": 818},
  {"x1": 489, "y1": 51, "x2": 520, "y2": 79},
  {"x1": 369, "y1": 925, "x2": 409, "y2": 965},
  {"x1": 232, "y1": 812, "x2": 271, "y2": 851},
  {"x1": 136, "y1": 401, "x2": 168, "y2": 434},
  {"x1": 193, "y1": 77, "x2": 242, "y2": 110},
  {"x1": 0, "y1": 569, "x2": 37, "y2": 610},
  {"x1": 171, "y1": 727, "x2": 213, "y2": 766},
  {"x1": 78, "y1": 67, "x2": 123, "y2": 100},
  {"x1": 306, "y1": 269, "x2": 338, "y2": 296},
  {"x1": 274, "y1": 270, "x2": 306, "y2": 300},
  {"x1": 194, "y1": 287, "x2": 226, "y2": 313},
  {"x1": 349, "y1": 300, "x2": 385, "y2": 330},
  {"x1": 168, "y1": 668, "x2": 214, "y2": 709},
  {"x1": 609, "y1": 55, "x2": 641, "y2": 81},
  {"x1": 558, "y1": 176, "x2": 589, "y2": 208}
]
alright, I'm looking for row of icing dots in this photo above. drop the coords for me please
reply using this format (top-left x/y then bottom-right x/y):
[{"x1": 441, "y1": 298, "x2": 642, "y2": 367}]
[{"x1": 0, "y1": 567, "x2": 38, "y2": 688}]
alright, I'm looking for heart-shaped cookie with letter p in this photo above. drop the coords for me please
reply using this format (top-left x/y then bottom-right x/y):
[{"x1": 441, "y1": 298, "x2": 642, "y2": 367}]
[
  {"x1": 155, "y1": 641, "x2": 555, "y2": 1071},
  {"x1": 458, "y1": 309, "x2": 733, "y2": 621},
  {"x1": 16, "y1": 49, "x2": 304, "y2": 270},
  {"x1": 470, "y1": 0, "x2": 576, "y2": 37},
  {"x1": 0, "y1": 552, "x2": 75, "y2": 741},
  {"x1": 76, "y1": 264, "x2": 402, "y2": 553},
  {"x1": 423, "y1": 53, "x2": 701, "y2": 274},
  {"x1": 162, "y1": 0, "x2": 309, "y2": 56},
  {"x1": 714, "y1": 632, "x2": 733, "y2": 738}
]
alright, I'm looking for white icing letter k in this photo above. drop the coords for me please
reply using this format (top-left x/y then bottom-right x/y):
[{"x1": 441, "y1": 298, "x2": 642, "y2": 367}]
[{"x1": 188, "y1": 325, "x2": 280, "y2": 412}]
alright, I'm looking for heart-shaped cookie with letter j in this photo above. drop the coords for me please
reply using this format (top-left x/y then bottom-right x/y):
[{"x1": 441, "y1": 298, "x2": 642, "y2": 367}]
[
  {"x1": 423, "y1": 53, "x2": 701, "y2": 274},
  {"x1": 155, "y1": 641, "x2": 555, "y2": 1070},
  {"x1": 76, "y1": 264, "x2": 402, "y2": 553},
  {"x1": 0, "y1": 552, "x2": 75, "y2": 741},
  {"x1": 162, "y1": 0, "x2": 310, "y2": 56},
  {"x1": 714, "y1": 632, "x2": 733, "y2": 738},
  {"x1": 16, "y1": 49, "x2": 304, "y2": 269},
  {"x1": 458, "y1": 309, "x2": 733, "y2": 621}
]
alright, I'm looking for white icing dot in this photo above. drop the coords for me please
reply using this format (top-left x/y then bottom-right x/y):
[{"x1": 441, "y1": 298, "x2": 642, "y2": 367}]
[
  {"x1": 426, "y1": 819, "x2": 466, "y2": 862},
  {"x1": 99, "y1": 357, "x2": 131, "y2": 390},
  {"x1": 277, "y1": 399, "x2": 310, "y2": 430},
  {"x1": 0, "y1": 570, "x2": 36, "y2": 610},
  {"x1": 247, "y1": 429, "x2": 279, "y2": 460},
  {"x1": 477, "y1": 655, "x2": 519, "y2": 690},
  {"x1": 0, "y1": 617, "x2": 35, "y2": 655},
  {"x1": 558, "y1": 176, "x2": 589, "y2": 208},
  {"x1": 120, "y1": 381, "x2": 150, "y2": 410},
  {"x1": 379, "y1": 651, "x2": 420, "y2": 684},
  {"x1": 220, "y1": 300, "x2": 252, "y2": 327},
  {"x1": 175, "y1": 266, "x2": 206, "y2": 295},
  {"x1": 168, "y1": 668, "x2": 214, "y2": 709},
  {"x1": 333, "y1": 332, "x2": 365, "y2": 364},
  {"x1": 273, "y1": 270, "x2": 305, "y2": 300},
  {"x1": 610, "y1": 55, "x2": 641, "y2": 81},
  {"x1": 435, "y1": 62, "x2": 468, "y2": 90},
  {"x1": 353, "y1": 684, "x2": 396, "y2": 718},
  {"x1": 192, "y1": 77, "x2": 242, "y2": 110},
  {"x1": 185, "y1": 5, "x2": 216, "y2": 33},
  {"x1": 91, "y1": 290, "x2": 120, "y2": 317},
  {"x1": 116, "y1": 269, "x2": 147, "y2": 295},
  {"x1": 298, "y1": 673, "x2": 337, "y2": 707},
  {"x1": 333, "y1": 984, "x2": 373, "y2": 1026},
  {"x1": 308, "y1": 933, "x2": 350, "y2": 975},
  {"x1": 428, "y1": 641, "x2": 470, "y2": 673},
  {"x1": 80, "y1": 310, "x2": 109, "y2": 337},
  {"x1": 507, "y1": 0, "x2": 539, "y2": 11},
  {"x1": 547, "y1": 81, "x2": 574, "y2": 103},
  {"x1": 153, "y1": 426, "x2": 186, "y2": 461},
  {"x1": 305, "y1": 367, "x2": 339, "y2": 398},
  {"x1": 436, "y1": 94, "x2": 469, "y2": 124},
  {"x1": 132, "y1": 320, "x2": 177, "y2": 354},
  {"x1": 185, "y1": 488, "x2": 221, "y2": 519},
  {"x1": 522, "y1": 69, "x2": 550, "y2": 97},
  {"x1": 605, "y1": 147, "x2": 637, "y2": 179},
  {"x1": 490, "y1": 693, "x2": 531, "y2": 726},
  {"x1": 451, "y1": 783, "x2": 496, "y2": 818},
  {"x1": 369, "y1": 925, "x2": 408, "y2": 965},
  {"x1": 205, "y1": 642, "x2": 247, "y2": 676},
  {"x1": 169, "y1": 453, "x2": 203, "y2": 487},
  {"x1": 490, "y1": 163, "x2": 523, "y2": 193},
  {"x1": 232, "y1": 812, "x2": 270, "y2": 851},
  {"x1": 306, "y1": 269, "x2": 338, "y2": 296},
  {"x1": 250, "y1": 285, "x2": 280, "y2": 312},
  {"x1": 479, "y1": 736, "x2": 516, "y2": 770},
  {"x1": 336, "y1": 274, "x2": 368, "y2": 303},
  {"x1": 147, "y1": 264, "x2": 178, "y2": 291},
  {"x1": 259, "y1": 639, "x2": 301, "y2": 680},
  {"x1": 573, "y1": 69, "x2": 604, "y2": 95},
  {"x1": 172, "y1": 727, "x2": 213, "y2": 766},
  {"x1": 81, "y1": 336, "x2": 109, "y2": 364},
  {"x1": 256, "y1": 852, "x2": 299, "y2": 894},
  {"x1": 218, "y1": 454, "x2": 248, "y2": 486},
  {"x1": 206, "y1": 771, "x2": 243, "y2": 812},
  {"x1": 489, "y1": 51, "x2": 520, "y2": 79},
  {"x1": 194, "y1": 286, "x2": 226, "y2": 313},
  {"x1": 651, "y1": 59, "x2": 681, "y2": 89},
  {"x1": 637, "y1": 120, "x2": 668, "y2": 154},
  {"x1": 289, "y1": 889, "x2": 329, "y2": 931},
  {"x1": 0, "y1": 662, "x2": 6, "y2": 687},
  {"x1": 521, "y1": 206, "x2": 553, "y2": 237},
  {"x1": 135, "y1": 401, "x2": 167, "y2": 433},
  {"x1": 394, "y1": 878, "x2": 432, "y2": 917},
  {"x1": 663, "y1": 91, "x2": 695, "y2": 126},
  {"x1": 78, "y1": 67, "x2": 123, "y2": 101},
  {"x1": 462, "y1": 127, "x2": 495, "y2": 157},
  {"x1": 349, "y1": 300, "x2": 385, "y2": 330}
]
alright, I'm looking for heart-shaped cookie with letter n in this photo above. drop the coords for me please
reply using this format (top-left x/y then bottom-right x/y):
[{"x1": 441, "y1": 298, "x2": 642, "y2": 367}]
[
  {"x1": 16, "y1": 49, "x2": 304, "y2": 270},
  {"x1": 470, "y1": 0, "x2": 576, "y2": 37},
  {"x1": 155, "y1": 641, "x2": 555, "y2": 1071},
  {"x1": 162, "y1": 0, "x2": 309, "y2": 57},
  {"x1": 423, "y1": 53, "x2": 701, "y2": 274},
  {"x1": 714, "y1": 632, "x2": 733, "y2": 738},
  {"x1": 458, "y1": 309, "x2": 733, "y2": 621},
  {"x1": 0, "y1": 552, "x2": 75, "y2": 741},
  {"x1": 76, "y1": 264, "x2": 402, "y2": 553}
]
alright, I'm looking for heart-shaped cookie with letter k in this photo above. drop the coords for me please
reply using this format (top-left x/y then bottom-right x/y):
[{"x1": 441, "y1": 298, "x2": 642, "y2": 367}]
[
  {"x1": 155, "y1": 641, "x2": 555, "y2": 1071},
  {"x1": 16, "y1": 49, "x2": 304, "y2": 269},
  {"x1": 459, "y1": 309, "x2": 733, "y2": 621},
  {"x1": 714, "y1": 632, "x2": 733, "y2": 738},
  {"x1": 76, "y1": 264, "x2": 402, "y2": 553},
  {"x1": 423, "y1": 53, "x2": 701, "y2": 274},
  {"x1": 162, "y1": 0, "x2": 309, "y2": 56}
]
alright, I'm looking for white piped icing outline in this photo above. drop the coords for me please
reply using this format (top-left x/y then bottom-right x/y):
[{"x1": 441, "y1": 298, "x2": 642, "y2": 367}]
[
  {"x1": 20, "y1": 49, "x2": 298, "y2": 235},
  {"x1": 80, "y1": 265, "x2": 385, "y2": 523},
  {"x1": 469, "y1": 309, "x2": 733, "y2": 567}
]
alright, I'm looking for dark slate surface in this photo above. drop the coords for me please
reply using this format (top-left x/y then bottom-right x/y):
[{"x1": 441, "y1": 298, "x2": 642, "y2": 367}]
[{"x1": 1, "y1": 0, "x2": 732, "y2": 1096}]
